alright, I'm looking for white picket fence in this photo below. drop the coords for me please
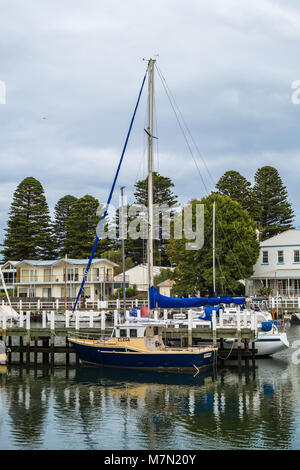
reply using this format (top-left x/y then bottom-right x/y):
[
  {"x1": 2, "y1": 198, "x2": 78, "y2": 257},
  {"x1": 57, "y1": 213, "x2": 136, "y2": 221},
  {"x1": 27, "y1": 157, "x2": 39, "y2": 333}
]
[
  {"x1": 0, "y1": 298, "x2": 146, "y2": 311},
  {"x1": 255, "y1": 296, "x2": 300, "y2": 310}
]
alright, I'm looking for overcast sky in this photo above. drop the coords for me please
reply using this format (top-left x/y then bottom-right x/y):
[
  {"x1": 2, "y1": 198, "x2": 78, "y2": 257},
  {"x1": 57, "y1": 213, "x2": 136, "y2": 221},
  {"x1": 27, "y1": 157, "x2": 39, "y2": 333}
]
[{"x1": 1, "y1": 0, "x2": 300, "y2": 246}]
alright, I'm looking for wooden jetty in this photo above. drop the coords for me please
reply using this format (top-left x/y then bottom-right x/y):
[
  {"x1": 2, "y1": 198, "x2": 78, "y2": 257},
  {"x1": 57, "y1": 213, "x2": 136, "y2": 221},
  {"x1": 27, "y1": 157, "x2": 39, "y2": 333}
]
[{"x1": 0, "y1": 308, "x2": 258, "y2": 369}]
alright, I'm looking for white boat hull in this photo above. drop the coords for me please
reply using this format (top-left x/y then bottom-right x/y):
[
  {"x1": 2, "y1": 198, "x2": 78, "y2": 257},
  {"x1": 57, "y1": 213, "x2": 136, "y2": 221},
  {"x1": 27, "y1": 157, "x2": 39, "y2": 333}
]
[{"x1": 196, "y1": 332, "x2": 289, "y2": 357}]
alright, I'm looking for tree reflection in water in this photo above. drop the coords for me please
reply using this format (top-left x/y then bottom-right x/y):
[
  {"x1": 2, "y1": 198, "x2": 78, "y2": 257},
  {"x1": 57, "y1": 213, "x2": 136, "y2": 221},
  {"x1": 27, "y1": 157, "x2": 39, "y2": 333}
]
[{"x1": 0, "y1": 355, "x2": 298, "y2": 450}]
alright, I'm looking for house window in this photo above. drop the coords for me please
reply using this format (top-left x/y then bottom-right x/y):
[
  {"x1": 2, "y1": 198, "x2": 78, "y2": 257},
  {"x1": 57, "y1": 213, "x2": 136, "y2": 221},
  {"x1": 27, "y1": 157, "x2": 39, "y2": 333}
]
[
  {"x1": 92, "y1": 268, "x2": 99, "y2": 281},
  {"x1": 295, "y1": 280, "x2": 300, "y2": 291},
  {"x1": 294, "y1": 250, "x2": 300, "y2": 263},
  {"x1": 42, "y1": 288, "x2": 52, "y2": 298},
  {"x1": 262, "y1": 251, "x2": 268, "y2": 264},
  {"x1": 19, "y1": 288, "x2": 28, "y2": 297},
  {"x1": 67, "y1": 267, "x2": 78, "y2": 281},
  {"x1": 3, "y1": 272, "x2": 15, "y2": 284},
  {"x1": 120, "y1": 329, "x2": 127, "y2": 337},
  {"x1": 21, "y1": 269, "x2": 34, "y2": 282},
  {"x1": 44, "y1": 268, "x2": 51, "y2": 282},
  {"x1": 278, "y1": 250, "x2": 284, "y2": 263}
]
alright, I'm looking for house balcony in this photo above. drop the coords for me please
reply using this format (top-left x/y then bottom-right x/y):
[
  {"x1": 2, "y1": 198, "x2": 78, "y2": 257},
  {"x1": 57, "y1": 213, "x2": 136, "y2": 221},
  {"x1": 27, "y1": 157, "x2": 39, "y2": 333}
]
[{"x1": 15, "y1": 274, "x2": 119, "y2": 284}]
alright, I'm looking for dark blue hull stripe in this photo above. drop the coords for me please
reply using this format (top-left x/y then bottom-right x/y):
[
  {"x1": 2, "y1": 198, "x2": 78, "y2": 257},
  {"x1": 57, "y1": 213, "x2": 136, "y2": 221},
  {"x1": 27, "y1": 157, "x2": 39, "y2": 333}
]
[{"x1": 70, "y1": 342, "x2": 215, "y2": 370}]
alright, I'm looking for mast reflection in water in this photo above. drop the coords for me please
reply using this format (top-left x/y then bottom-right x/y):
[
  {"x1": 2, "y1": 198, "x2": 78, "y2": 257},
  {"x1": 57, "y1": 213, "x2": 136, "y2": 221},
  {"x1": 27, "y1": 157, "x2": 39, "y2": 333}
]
[{"x1": 0, "y1": 326, "x2": 300, "y2": 450}]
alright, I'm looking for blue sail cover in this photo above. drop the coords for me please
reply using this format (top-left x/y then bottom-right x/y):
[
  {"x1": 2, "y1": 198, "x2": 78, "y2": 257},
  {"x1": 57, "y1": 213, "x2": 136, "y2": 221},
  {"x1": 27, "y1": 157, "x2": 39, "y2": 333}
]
[{"x1": 149, "y1": 286, "x2": 245, "y2": 309}]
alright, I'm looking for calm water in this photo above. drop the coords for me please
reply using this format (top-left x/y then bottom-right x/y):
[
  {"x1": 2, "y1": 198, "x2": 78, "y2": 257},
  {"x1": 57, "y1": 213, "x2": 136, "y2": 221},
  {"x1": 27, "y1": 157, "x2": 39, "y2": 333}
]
[{"x1": 0, "y1": 325, "x2": 300, "y2": 450}]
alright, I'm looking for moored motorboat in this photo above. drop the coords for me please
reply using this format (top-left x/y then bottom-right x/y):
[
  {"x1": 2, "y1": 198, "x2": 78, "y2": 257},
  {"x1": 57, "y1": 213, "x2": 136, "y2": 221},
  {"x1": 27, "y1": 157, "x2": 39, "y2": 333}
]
[{"x1": 163, "y1": 306, "x2": 289, "y2": 357}]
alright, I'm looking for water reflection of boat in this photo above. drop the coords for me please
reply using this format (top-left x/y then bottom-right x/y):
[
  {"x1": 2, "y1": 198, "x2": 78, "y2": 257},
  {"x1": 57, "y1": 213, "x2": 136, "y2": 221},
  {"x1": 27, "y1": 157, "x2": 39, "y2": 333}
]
[
  {"x1": 0, "y1": 364, "x2": 7, "y2": 375},
  {"x1": 73, "y1": 363, "x2": 216, "y2": 387}
]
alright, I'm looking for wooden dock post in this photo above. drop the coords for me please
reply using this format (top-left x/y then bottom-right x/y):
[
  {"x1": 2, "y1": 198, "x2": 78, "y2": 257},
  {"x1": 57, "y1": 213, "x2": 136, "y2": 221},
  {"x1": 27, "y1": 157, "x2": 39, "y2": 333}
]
[
  {"x1": 75, "y1": 312, "x2": 79, "y2": 330},
  {"x1": 250, "y1": 313, "x2": 256, "y2": 369},
  {"x1": 8, "y1": 335, "x2": 12, "y2": 364},
  {"x1": 50, "y1": 311, "x2": 55, "y2": 366},
  {"x1": 50, "y1": 311, "x2": 55, "y2": 331},
  {"x1": 50, "y1": 331, "x2": 55, "y2": 367},
  {"x1": 212, "y1": 310, "x2": 217, "y2": 347},
  {"x1": 101, "y1": 311, "x2": 106, "y2": 334},
  {"x1": 66, "y1": 337, "x2": 70, "y2": 366},
  {"x1": 236, "y1": 308, "x2": 242, "y2": 368},
  {"x1": 113, "y1": 310, "x2": 118, "y2": 326},
  {"x1": 19, "y1": 336, "x2": 23, "y2": 364},
  {"x1": 19, "y1": 310, "x2": 24, "y2": 328},
  {"x1": 26, "y1": 311, "x2": 31, "y2": 364},
  {"x1": 188, "y1": 310, "x2": 193, "y2": 347},
  {"x1": 65, "y1": 310, "x2": 70, "y2": 328},
  {"x1": 42, "y1": 310, "x2": 47, "y2": 328},
  {"x1": 42, "y1": 338, "x2": 49, "y2": 364},
  {"x1": 34, "y1": 338, "x2": 38, "y2": 364}
]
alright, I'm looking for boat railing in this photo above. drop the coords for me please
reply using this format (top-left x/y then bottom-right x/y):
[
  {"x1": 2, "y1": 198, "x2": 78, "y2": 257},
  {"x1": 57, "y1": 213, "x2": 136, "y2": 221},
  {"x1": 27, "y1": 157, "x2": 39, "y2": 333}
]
[{"x1": 69, "y1": 331, "x2": 110, "y2": 342}]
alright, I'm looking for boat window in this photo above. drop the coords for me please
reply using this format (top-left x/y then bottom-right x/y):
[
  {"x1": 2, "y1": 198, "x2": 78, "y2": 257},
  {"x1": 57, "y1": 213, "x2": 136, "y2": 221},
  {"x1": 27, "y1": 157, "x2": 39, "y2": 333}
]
[
  {"x1": 154, "y1": 327, "x2": 159, "y2": 336},
  {"x1": 120, "y1": 329, "x2": 127, "y2": 337},
  {"x1": 130, "y1": 329, "x2": 137, "y2": 338}
]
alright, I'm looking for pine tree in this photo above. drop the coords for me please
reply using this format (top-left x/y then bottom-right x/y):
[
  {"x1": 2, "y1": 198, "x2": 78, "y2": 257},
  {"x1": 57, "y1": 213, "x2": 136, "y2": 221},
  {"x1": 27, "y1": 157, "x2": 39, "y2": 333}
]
[
  {"x1": 64, "y1": 195, "x2": 113, "y2": 258},
  {"x1": 253, "y1": 166, "x2": 294, "y2": 240},
  {"x1": 134, "y1": 171, "x2": 178, "y2": 207},
  {"x1": 2, "y1": 177, "x2": 55, "y2": 260},
  {"x1": 53, "y1": 195, "x2": 78, "y2": 257},
  {"x1": 215, "y1": 170, "x2": 255, "y2": 216}
]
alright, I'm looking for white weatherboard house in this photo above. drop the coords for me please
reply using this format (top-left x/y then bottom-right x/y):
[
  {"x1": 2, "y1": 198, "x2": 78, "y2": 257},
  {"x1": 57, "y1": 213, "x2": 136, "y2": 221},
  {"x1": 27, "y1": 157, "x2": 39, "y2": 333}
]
[
  {"x1": 114, "y1": 264, "x2": 173, "y2": 292},
  {"x1": 13, "y1": 257, "x2": 121, "y2": 300},
  {"x1": 246, "y1": 229, "x2": 300, "y2": 297}
]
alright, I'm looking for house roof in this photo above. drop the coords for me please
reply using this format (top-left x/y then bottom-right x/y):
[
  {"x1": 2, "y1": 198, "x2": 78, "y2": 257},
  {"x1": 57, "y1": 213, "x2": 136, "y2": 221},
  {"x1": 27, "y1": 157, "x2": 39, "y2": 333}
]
[
  {"x1": 0, "y1": 260, "x2": 19, "y2": 269},
  {"x1": 124, "y1": 264, "x2": 172, "y2": 274},
  {"x1": 16, "y1": 258, "x2": 119, "y2": 268},
  {"x1": 261, "y1": 229, "x2": 300, "y2": 247},
  {"x1": 251, "y1": 269, "x2": 300, "y2": 279},
  {"x1": 157, "y1": 279, "x2": 175, "y2": 287}
]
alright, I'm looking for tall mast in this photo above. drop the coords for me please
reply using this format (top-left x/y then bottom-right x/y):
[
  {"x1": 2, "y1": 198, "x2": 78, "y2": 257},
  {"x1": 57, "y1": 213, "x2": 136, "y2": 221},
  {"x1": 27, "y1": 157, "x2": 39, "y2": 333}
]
[
  {"x1": 147, "y1": 58, "x2": 155, "y2": 307},
  {"x1": 213, "y1": 201, "x2": 216, "y2": 296},
  {"x1": 120, "y1": 186, "x2": 126, "y2": 317}
]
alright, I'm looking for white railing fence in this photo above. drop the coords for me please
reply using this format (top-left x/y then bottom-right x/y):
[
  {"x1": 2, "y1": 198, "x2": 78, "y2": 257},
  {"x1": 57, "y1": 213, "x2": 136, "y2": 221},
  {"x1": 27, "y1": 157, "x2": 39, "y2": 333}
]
[{"x1": 0, "y1": 298, "x2": 147, "y2": 311}]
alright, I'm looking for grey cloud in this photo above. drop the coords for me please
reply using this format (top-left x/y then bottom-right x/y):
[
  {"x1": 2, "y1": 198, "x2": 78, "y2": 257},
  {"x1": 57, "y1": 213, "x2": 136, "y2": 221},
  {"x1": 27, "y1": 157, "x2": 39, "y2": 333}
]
[{"x1": 1, "y1": 0, "x2": 300, "y2": 246}]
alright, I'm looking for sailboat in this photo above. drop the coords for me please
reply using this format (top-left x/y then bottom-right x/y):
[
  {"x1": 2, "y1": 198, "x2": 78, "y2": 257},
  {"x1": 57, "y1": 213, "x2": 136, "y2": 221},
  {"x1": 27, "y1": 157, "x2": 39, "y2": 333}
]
[{"x1": 68, "y1": 59, "x2": 218, "y2": 371}]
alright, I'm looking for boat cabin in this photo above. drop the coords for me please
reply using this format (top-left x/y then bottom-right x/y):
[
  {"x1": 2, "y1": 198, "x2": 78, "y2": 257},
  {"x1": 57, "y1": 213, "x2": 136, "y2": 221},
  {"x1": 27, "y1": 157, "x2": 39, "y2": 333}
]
[{"x1": 112, "y1": 322, "x2": 165, "y2": 350}]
